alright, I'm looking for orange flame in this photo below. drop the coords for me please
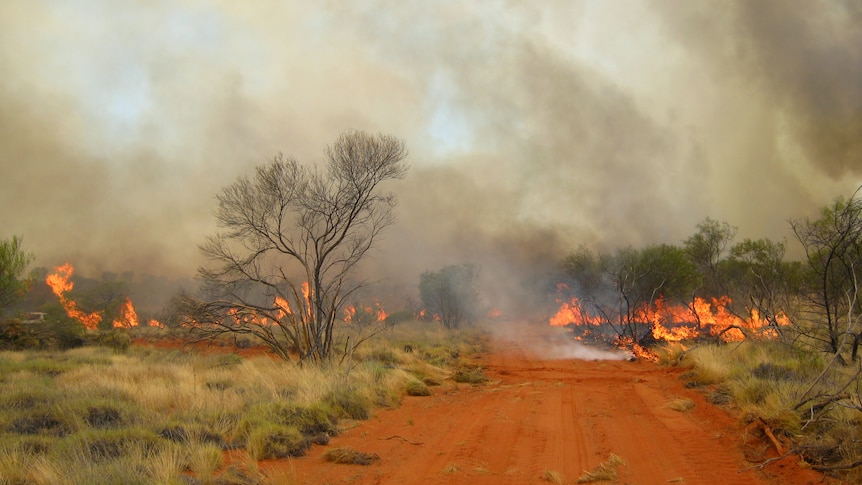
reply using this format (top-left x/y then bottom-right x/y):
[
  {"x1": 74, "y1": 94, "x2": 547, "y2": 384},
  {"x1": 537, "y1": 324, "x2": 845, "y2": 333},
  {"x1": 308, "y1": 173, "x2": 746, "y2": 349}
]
[
  {"x1": 343, "y1": 302, "x2": 387, "y2": 323},
  {"x1": 112, "y1": 297, "x2": 140, "y2": 328},
  {"x1": 550, "y1": 294, "x2": 790, "y2": 345},
  {"x1": 45, "y1": 263, "x2": 103, "y2": 330},
  {"x1": 549, "y1": 296, "x2": 604, "y2": 327},
  {"x1": 344, "y1": 304, "x2": 357, "y2": 323}
]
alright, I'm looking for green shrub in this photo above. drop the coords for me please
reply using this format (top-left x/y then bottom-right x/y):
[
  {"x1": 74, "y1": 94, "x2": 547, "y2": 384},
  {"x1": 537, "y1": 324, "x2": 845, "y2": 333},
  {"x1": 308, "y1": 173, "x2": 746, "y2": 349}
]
[
  {"x1": 7, "y1": 408, "x2": 76, "y2": 437},
  {"x1": 84, "y1": 405, "x2": 125, "y2": 429},
  {"x1": 324, "y1": 386, "x2": 372, "y2": 420},
  {"x1": 272, "y1": 403, "x2": 338, "y2": 436},
  {"x1": 96, "y1": 329, "x2": 131, "y2": 353},
  {"x1": 405, "y1": 379, "x2": 431, "y2": 396},
  {"x1": 64, "y1": 427, "x2": 163, "y2": 462},
  {"x1": 246, "y1": 424, "x2": 308, "y2": 460}
]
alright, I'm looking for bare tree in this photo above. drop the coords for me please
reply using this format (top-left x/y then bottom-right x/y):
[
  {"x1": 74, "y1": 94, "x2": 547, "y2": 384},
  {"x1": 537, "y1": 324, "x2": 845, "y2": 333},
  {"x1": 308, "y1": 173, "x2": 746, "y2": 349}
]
[
  {"x1": 180, "y1": 131, "x2": 408, "y2": 363},
  {"x1": 418, "y1": 264, "x2": 480, "y2": 329},
  {"x1": 791, "y1": 186, "x2": 862, "y2": 360}
]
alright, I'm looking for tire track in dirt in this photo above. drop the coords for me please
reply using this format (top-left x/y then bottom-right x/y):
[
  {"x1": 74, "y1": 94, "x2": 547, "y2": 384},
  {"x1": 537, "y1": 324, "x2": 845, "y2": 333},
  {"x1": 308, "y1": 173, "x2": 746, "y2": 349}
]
[{"x1": 282, "y1": 327, "x2": 827, "y2": 485}]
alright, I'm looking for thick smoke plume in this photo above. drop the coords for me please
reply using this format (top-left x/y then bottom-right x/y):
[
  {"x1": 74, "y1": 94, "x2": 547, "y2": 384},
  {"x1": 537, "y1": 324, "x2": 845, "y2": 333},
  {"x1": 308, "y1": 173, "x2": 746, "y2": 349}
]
[{"x1": 1, "y1": 1, "x2": 860, "y2": 312}]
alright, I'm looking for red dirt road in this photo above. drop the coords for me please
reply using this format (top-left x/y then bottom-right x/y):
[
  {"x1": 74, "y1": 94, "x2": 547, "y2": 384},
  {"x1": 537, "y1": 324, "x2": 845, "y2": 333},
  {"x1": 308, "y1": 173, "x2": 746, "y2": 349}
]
[{"x1": 283, "y1": 328, "x2": 828, "y2": 485}]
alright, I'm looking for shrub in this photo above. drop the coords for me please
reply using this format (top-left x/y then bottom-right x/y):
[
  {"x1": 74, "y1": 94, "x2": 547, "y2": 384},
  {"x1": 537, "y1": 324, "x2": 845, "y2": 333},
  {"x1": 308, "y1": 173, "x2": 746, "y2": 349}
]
[
  {"x1": 8, "y1": 408, "x2": 76, "y2": 437},
  {"x1": 323, "y1": 386, "x2": 372, "y2": 420},
  {"x1": 273, "y1": 403, "x2": 338, "y2": 437},
  {"x1": 96, "y1": 329, "x2": 131, "y2": 353},
  {"x1": 52, "y1": 427, "x2": 164, "y2": 465},
  {"x1": 84, "y1": 405, "x2": 125, "y2": 429},
  {"x1": 452, "y1": 366, "x2": 488, "y2": 384},
  {"x1": 405, "y1": 379, "x2": 431, "y2": 397},
  {"x1": 246, "y1": 424, "x2": 308, "y2": 460}
]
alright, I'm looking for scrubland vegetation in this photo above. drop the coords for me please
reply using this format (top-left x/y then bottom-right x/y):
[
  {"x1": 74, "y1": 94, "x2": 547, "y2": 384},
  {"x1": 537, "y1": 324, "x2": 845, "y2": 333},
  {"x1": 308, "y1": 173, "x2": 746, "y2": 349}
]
[
  {"x1": 654, "y1": 338, "x2": 862, "y2": 482},
  {"x1": 0, "y1": 322, "x2": 487, "y2": 485}
]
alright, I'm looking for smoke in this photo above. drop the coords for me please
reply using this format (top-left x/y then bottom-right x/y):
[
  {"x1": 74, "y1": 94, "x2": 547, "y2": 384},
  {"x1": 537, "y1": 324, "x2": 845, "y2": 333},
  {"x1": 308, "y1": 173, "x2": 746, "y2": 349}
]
[
  {"x1": 1, "y1": 1, "x2": 860, "y2": 312},
  {"x1": 491, "y1": 320, "x2": 630, "y2": 361}
]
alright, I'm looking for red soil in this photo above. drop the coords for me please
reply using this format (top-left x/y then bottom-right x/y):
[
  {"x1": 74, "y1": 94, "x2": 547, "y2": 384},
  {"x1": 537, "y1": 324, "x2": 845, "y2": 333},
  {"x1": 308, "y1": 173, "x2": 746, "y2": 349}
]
[
  {"x1": 276, "y1": 329, "x2": 831, "y2": 485},
  {"x1": 134, "y1": 330, "x2": 833, "y2": 485}
]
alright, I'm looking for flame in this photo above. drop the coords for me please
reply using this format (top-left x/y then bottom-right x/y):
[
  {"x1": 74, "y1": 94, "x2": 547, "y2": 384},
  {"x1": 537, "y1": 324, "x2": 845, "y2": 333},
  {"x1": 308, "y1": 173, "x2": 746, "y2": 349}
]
[
  {"x1": 112, "y1": 297, "x2": 140, "y2": 328},
  {"x1": 344, "y1": 304, "x2": 357, "y2": 323},
  {"x1": 549, "y1": 296, "x2": 604, "y2": 327},
  {"x1": 343, "y1": 302, "x2": 387, "y2": 323},
  {"x1": 45, "y1": 263, "x2": 103, "y2": 330},
  {"x1": 275, "y1": 295, "x2": 292, "y2": 319},
  {"x1": 550, "y1": 293, "x2": 790, "y2": 346}
]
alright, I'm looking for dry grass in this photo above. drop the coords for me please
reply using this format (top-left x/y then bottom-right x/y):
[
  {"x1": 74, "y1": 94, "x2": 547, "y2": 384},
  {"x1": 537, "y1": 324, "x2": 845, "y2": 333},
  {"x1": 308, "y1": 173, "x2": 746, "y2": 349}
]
[
  {"x1": 666, "y1": 397, "x2": 696, "y2": 412},
  {"x1": 0, "y1": 321, "x2": 487, "y2": 483},
  {"x1": 577, "y1": 453, "x2": 625, "y2": 483},
  {"x1": 540, "y1": 469, "x2": 565, "y2": 484},
  {"x1": 681, "y1": 346, "x2": 731, "y2": 385}
]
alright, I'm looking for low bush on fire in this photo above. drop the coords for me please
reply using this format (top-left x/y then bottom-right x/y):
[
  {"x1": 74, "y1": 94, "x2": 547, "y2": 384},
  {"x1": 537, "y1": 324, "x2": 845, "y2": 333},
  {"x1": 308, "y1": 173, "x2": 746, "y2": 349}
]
[{"x1": 0, "y1": 321, "x2": 485, "y2": 484}]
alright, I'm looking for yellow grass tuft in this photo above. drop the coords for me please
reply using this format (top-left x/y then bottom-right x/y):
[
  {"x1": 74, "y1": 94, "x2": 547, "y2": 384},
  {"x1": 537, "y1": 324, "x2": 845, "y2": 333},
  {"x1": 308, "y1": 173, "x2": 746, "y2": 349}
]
[
  {"x1": 666, "y1": 397, "x2": 695, "y2": 412},
  {"x1": 540, "y1": 469, "x2": 565, "y2": 484},
  {"x1": 578, "y1": 453, "x2": 625, "y2": 483}
]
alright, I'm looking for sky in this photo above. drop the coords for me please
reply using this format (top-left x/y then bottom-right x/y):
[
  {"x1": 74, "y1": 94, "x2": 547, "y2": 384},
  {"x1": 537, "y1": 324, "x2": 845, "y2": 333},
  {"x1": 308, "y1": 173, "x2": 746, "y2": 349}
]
[{"x1": 1, "y1": 1, "x2": 861, "y2": 310}]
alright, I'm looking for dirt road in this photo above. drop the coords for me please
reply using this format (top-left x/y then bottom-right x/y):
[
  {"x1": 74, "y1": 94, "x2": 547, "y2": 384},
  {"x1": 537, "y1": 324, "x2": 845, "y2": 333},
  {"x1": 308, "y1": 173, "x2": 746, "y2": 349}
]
[{"x1": 281, "y1": 328, "x2": 826, "y2": 485}]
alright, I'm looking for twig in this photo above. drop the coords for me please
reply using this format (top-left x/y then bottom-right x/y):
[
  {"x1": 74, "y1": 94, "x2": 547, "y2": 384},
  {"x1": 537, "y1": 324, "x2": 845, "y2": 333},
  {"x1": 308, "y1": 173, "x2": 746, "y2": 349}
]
[
  {"x1": 378, "y1": 435, "x2": 423, "y2": 445},
  {"x1": 738, "y1": 449, "x2": 796, "y2": 473}
]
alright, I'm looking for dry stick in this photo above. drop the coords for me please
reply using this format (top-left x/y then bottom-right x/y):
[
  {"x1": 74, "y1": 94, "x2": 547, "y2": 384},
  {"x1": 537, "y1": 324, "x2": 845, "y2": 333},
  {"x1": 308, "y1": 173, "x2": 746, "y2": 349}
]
[
  {"x1": 378, "y1": 435, "x2": 423, "y2": 445},
  {"x1": 757, "y1": 418, "x2": 784, "y2": 455},
  {"x1": 738, "y1": 449, "x2": 796, "y2": 473}
]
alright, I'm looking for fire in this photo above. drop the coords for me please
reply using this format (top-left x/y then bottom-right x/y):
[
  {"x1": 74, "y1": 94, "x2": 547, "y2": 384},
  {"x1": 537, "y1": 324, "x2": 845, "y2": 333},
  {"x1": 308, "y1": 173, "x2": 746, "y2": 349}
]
[
  {"x1": 45, "y1": 263, "x2": 103, "y2": 330},
  {"x1": 550, "y1": 293, "x2": 790, "y2": 348},
  {"x1": 343, "y1": 302, "x2": 387, "y2": 323},
  {"x1": 112, "y1": 298, "x2": 139, "y2": 328},
  {"x1": 549, "y1": 296, "x2": 604, "y2": 327},
  {"x1": 344, "y1": 304, "x2": 357, "y2": 323},
  {"x1": 275, "y1": 295, "x2": 292, "y2": 318},
  {"x1": 46, "y1": 262, "x2": 164, "y2": 330}
]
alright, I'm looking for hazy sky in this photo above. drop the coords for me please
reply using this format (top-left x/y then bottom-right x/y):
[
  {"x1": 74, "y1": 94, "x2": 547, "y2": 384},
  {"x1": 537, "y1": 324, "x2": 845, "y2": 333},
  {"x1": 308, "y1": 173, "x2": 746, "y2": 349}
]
[{"x1": 1, "y1": 1, "x2": 861, "y2": 305}]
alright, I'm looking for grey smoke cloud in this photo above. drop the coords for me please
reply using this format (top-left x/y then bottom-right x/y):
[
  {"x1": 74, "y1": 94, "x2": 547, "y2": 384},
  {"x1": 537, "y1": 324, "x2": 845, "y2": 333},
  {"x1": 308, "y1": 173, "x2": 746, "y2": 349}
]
[{"x1": 1, "y1": 1, "x2": 860, "y2": 311}]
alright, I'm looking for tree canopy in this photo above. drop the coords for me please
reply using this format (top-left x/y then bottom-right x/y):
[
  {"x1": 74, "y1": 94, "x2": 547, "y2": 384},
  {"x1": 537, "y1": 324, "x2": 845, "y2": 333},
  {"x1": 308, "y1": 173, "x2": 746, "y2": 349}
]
[{"x1": 0, "y1": 236, "x2": 34, "y2": 317}]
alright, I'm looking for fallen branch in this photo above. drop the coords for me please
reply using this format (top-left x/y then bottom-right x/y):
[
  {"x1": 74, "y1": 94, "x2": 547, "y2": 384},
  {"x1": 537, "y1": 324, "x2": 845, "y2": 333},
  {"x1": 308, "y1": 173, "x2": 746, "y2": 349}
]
[
  {"x1": 378, "y1": 435, "x2": 423, "y2": 445},
  {"x1": 738, "y1": 449, "x2": 796, "y2": 473},
  {"x1": 758, "y1": 418, "x2": 784, "y2": 455}
]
